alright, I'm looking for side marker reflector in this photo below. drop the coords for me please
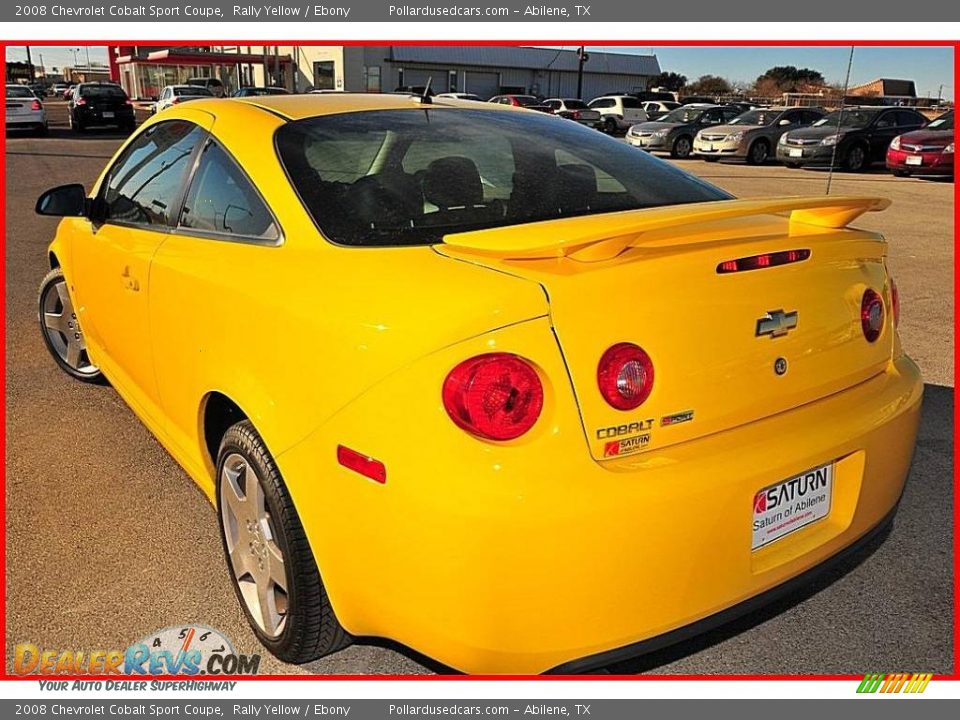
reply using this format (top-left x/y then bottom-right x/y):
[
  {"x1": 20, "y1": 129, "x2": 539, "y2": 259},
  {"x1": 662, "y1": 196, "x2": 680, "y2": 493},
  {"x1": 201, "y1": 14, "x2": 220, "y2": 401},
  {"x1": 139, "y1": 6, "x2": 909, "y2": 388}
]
[{"x1": 337, "y1": 445, "x2": 386, "y2": 484}]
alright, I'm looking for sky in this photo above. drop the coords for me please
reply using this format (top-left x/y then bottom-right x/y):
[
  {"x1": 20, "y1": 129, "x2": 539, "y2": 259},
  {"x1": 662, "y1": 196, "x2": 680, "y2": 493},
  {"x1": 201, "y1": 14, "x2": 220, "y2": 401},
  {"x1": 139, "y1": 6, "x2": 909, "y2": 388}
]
[
  {"x1": 596, "y1": 45, "x2": 954, "y2": 101},
  {"x1": 6, "y1": 44, "x2": 954, "y2": 101}
]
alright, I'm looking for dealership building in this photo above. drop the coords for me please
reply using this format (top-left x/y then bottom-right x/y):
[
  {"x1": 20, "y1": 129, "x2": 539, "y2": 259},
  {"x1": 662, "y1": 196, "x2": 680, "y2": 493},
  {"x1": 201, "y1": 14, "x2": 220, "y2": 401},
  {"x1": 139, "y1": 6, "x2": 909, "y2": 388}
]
[{"x1": 107, "y1": 45, "x2": 661, "y2": 101}]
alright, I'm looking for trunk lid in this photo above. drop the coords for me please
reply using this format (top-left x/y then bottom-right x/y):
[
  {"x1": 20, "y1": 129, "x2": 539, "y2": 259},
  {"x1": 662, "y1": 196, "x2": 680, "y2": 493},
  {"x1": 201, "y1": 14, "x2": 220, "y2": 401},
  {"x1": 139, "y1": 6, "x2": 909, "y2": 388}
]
[{"x1": 437, "y1": 196, "x2": 895, "y2": 461}]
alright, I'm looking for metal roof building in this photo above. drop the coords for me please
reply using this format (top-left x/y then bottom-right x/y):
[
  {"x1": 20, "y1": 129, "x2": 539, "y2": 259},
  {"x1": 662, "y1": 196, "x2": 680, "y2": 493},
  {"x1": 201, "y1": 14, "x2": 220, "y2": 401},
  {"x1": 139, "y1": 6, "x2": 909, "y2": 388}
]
[{"x1": 286, "y1": 45, "x2": 661, "y2": 100}]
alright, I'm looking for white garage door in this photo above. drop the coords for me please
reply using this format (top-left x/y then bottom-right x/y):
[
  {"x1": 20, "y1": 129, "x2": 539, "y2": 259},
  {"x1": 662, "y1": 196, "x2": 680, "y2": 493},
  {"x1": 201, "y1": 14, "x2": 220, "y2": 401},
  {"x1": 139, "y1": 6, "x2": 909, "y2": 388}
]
[{"x1": 463, "y1": 71, "x2": 500, "y2": 101}]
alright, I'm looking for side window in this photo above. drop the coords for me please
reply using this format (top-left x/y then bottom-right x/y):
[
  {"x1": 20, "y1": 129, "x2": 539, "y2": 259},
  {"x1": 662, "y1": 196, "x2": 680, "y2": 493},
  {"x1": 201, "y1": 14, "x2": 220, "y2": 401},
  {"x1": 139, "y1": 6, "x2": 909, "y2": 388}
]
[
  {"x1": 101, "y1": 120, "x2": 205, "y2": 228},
  {"x1": 802, "y1": 111, "x2": 822, "y2": 124},
  {"x1": 876, "y1": 112, "x2": 896, "y2": 129},
  {"x1": 702, "y1": 110, "x2": 721, "y2": 124},
  {"x1": 178, "y1": 140, "x2": 279, "y2": 242},
  {"x1": 622, "y1": 97, "x2": 641, "y2": 109},
  {"x1": 590, "y1": 98, "x2": 615, "y2": 109},
  {"x1": 896, "y1": 111, "x2": 923, "y2": 127},
  {"x1": 721, "y1": 108, "x2": 741, "y2": 122}
]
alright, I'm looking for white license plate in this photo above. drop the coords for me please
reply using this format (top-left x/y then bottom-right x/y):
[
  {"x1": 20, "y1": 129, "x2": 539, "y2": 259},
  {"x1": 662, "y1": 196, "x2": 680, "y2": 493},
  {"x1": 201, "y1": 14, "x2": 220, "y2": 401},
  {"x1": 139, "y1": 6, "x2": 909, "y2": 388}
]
[
  {"x1": 102, "y1": 111, "x2": 115, "y2": 118},
  {"x1": 789, "y1": 148, "x2": 803, "y2": 157},
  {"x1": 905, "y1": 155, "x2": 922, "y2": 166},
  {"x1": 702, "y1": 144, "x2": 713, "y2": 152},
  {"x1": 752, "y1": 463, "x2": 833, "y2": 550}
]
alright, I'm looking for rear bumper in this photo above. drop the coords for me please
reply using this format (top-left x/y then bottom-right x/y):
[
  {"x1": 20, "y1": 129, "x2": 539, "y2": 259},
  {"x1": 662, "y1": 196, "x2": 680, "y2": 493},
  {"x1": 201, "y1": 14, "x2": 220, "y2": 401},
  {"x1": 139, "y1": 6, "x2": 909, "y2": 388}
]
[
  {"x1": 5, "y1": 114, "x2": 46, "y2": 127},
  {"x1": 280, "y1": 350, "x2": 922, "y2": 674}
]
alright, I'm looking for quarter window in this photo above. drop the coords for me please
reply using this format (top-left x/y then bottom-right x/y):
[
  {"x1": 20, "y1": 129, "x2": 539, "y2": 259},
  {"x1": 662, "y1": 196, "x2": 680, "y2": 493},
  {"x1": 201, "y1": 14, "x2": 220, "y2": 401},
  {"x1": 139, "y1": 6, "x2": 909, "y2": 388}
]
[
  {"x1": 178, "y1": 140, "x2": 279, "y2": 242},
  {"x1": 101, "y1": 120, "x2": 205, "y2": 228}
]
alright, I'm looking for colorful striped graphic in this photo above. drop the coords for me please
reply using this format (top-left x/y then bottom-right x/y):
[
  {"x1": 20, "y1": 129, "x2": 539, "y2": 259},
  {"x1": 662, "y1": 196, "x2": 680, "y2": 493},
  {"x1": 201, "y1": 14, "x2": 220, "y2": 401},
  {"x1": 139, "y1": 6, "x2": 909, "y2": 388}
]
[{"x1": 857, "y1": 673, "x2": 933, "y2": 694}]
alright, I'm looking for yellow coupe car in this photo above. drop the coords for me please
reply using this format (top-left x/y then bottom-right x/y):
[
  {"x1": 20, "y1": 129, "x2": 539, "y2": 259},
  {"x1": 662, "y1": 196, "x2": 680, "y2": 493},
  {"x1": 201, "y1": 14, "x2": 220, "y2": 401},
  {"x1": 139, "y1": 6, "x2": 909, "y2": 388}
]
[{"x1": 35, "y1": 94, "x2": 922, "y2": 675}]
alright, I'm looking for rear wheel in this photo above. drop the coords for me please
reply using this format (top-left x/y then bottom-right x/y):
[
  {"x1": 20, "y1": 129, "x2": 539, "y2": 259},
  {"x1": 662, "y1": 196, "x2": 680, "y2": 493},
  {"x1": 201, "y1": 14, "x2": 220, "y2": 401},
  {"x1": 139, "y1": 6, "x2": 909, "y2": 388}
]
[
  {"x1": 34, "y1": 123, "x2": 48, "y2": 137},
  {"x1": 37, "y1": 268, "x2": 102, "y2": 383},
  {"x1": 746, "y1": 139, "x2": 770, "y2": 165},
  {"x1": 602, "y1": 117, "x2": 618, "y2": 135},
  {"x1": 217, "y1": 420, "x2": 351, "y2": 663},
  {"x1": 892, "y1": 169, "x2": 910, "y2": 178},
  {"x1": 671, "y1": 136, "x2": 693, "y2": 159}
]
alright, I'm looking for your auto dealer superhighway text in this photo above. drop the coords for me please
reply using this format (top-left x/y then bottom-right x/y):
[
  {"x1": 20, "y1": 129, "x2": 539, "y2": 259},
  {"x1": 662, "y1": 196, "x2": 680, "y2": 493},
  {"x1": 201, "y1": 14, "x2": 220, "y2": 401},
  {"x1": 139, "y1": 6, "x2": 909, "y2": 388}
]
[{"x1": 47, "y1": 4, "x2": 351, "y2": 17}]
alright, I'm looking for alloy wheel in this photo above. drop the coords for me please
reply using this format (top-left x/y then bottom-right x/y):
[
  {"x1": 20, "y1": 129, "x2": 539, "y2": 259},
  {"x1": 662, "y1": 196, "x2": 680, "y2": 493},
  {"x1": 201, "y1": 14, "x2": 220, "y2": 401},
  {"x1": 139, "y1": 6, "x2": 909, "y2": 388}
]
[
  {"x1": 220, "y1": 452, "x2": 289, "y2": 638},
  {"x1": 40, "y1": 278, "x2": 98, "y2": 376}
]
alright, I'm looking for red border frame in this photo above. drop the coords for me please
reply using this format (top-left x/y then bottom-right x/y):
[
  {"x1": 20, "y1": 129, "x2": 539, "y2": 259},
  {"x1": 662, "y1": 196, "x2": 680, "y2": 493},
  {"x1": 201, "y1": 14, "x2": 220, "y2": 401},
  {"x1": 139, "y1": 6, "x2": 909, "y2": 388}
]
[{"x1": 0, "y1": 38, "x2": 956, "y2": 683}]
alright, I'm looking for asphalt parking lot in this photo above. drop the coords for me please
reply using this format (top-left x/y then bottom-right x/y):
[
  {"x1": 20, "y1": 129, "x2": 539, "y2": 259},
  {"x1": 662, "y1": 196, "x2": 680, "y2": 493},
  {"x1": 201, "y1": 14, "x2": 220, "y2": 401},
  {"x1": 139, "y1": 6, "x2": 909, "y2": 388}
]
[{"x1": 4, "y1": 105, "x2": 954, "y2": 676}]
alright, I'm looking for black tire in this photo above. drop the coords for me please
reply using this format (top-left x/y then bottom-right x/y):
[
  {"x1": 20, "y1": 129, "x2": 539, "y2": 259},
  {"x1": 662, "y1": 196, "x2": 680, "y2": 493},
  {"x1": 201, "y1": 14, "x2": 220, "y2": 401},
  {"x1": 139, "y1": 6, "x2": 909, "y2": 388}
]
[
  {"x1": 120, "y1": 120, "x2": 136, "y2": 133},
  {"x1": 746, "y1": 139, "x2": 770, "y2": 165},
  {"x1": 216, "y1": 420, "x2": 352, "y2": 663},
  {"x1": 702, "y1": 156, "x2": 720, "y2": 162},
  {"x1": 784, "y1": 162, "x2": 801, "y2": 169},
  {"x1": 603, "y1": 117, "x2": 618, "y2": 135},
  {"x1": 69, "y1": 112, "x2": 84, "y2": 133},
  {"x1": 37, "y1": 268, "x2": 104, "y2": 383},
  {"x1": 35, "y1": 123, "x2": 48, "y2": 137},
  {"x1": 843, "y1": 143, "x2": 868, "y2": 172},
  {"x1": 671, "y1": 135, "x2": 693, "y2": 159},
  {"x1": 892, "y1": 169, "x2": 910, "y2": 178}
]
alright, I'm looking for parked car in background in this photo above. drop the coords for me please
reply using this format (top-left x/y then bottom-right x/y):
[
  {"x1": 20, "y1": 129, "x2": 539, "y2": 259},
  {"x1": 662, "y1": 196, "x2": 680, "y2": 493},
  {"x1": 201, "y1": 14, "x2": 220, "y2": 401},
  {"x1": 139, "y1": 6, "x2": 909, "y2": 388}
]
[
  {"x1": 588, "y1": 94, "x2": 648, "y2": 134},
  {"x1": 679, "y1": 95, "x2": 716, "y2": 105},
  {"x1": 186, "y1": 77, "x2": 225, "y2": 97},
  {"x1": 694, "y1": 107, "x2": 826, "y2": 165},
  {"x1": 232, "y1": 87, "x2": 290, "y2": 98},
  {"x1": 542, "y1": 98, "x2": 602, "y2": 127},
  {"x1": 27, "y1": 83, "x2": 48, "y2": 98},
  {"x1": 627, "y1": 104, "x2": 741, "y2": 158},
  {"x1": 5, "y1": 84, "x2": 48, "y2": 135},
  {"x1": 886, "y1": 110, "x2": 953, "y2": 178},
  {"x1": 488, "y1": 94, "x2": 550, "y2": 111},
  {"x1": 50, "y1": 82, "x2": 69, "y2": 97},
  {"x1": 436, "y1": 92, "x2": 483, "y2": 101},
  {"x1": 68, "y1": 82, "x2": 135, "y2": 132},
  {"x1": 62, "y1": 84, "x2": 77, "y2": 100},
  {"x1": 394, "y1": 85, "x2": 436, "y2": 97},
  {"x1": 642, "y1": 100, "x2": 680, "y2": 120},
  {"x1": 154, "y1": 85, "x2": 216, "y2": 114},
  {"x1": 777, "y1": 106, "x2": 927, "y2": 171}
]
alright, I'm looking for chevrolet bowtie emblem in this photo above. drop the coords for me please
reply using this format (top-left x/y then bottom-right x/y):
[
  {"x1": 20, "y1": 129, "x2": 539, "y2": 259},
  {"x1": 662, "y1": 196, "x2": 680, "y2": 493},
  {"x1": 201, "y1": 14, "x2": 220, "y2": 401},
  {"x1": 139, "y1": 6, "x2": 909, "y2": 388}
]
[{"x1": 756, "y1": 309, "x2": 798, "y2": 338}]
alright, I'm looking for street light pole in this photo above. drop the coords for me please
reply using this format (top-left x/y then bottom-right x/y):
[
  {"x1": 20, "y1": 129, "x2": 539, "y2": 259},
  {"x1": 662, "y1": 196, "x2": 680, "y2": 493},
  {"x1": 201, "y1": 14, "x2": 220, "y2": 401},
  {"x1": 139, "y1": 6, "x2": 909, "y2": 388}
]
[
  {"x1": 576, "y1": 45, "x2": 589, "y2": 99},
  {"x1": 25, "y1": 46, "x2": 35, "y2": 82}
]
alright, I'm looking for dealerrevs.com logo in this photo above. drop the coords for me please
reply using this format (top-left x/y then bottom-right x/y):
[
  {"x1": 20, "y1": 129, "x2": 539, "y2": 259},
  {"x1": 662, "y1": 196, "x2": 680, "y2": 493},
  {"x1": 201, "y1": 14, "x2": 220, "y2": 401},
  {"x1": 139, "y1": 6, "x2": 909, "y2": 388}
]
[
  {"x1": 13, "y1": 625, "x2": 261, "y2": 676},
  {"x1": 857, "y1": 673, "x2": 933, "y2": 694}
]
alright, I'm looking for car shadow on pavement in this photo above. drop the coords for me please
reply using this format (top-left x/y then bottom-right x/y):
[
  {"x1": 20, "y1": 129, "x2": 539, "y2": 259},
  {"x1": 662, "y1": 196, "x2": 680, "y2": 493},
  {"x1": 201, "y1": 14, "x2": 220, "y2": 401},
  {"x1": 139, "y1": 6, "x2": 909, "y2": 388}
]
[{"x1": 330, "y1": 383, "x2": 952, "y2": 676}]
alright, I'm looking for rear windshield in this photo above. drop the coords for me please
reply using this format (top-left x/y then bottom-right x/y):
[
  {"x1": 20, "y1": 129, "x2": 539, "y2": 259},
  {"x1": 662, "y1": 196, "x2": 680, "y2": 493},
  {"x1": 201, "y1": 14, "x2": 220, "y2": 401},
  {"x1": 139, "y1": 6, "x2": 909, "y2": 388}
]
[
  {"x1": 275, "y1": 108, "x2": 731, "y2": 247},
  {"x1": 80, "y1": 85, "x2": 127, "y2": 99},
  {"x1": 513, "y1": 96, "x2": 540, "y2": 106},
  {"x1": 7, "y1": 86, "x2": 34, "y2": 99},
  {"x1": 175, "y1": 87, "x2": 214, "y2": 96},
  {"x1": 563, "y1": 100, "x2": 589, "y2": 109}
]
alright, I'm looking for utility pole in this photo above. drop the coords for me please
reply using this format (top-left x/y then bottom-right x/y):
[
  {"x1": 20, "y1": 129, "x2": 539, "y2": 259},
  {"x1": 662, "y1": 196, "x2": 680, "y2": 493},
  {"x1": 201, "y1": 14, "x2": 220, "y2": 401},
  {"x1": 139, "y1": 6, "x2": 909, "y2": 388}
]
[
  {"x1": 937, "y1": 84, "x2": 944, "y2": 105},
  {"x1": 25, "y1": 46, "x2": 35, "y2": 82},
  {"x1": 576, "y1": 45, "x2": 589, "y2": 99}
]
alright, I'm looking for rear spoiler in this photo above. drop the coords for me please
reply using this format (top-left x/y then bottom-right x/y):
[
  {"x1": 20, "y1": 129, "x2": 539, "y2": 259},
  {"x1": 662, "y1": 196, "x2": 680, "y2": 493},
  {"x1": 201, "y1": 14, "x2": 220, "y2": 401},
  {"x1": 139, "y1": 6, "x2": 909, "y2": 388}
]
[{"x1": 441, "y1": 196, "x2": 890, "y2": 263}]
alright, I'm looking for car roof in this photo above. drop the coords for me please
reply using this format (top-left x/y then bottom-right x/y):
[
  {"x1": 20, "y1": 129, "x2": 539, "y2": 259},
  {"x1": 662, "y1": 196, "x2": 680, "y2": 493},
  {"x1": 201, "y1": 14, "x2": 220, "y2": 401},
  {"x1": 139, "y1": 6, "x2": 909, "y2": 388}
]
[{"x1": 221, "y1": 93, "x2": 520, "y2": 120}]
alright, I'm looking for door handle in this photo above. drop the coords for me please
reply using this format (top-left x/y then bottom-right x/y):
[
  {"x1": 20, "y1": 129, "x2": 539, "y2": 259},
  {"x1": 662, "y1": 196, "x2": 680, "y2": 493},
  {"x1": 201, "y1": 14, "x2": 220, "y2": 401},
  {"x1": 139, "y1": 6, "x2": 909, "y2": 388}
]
[{"x1": 121, "y1": 265, "x2": 140, "y2": 292}]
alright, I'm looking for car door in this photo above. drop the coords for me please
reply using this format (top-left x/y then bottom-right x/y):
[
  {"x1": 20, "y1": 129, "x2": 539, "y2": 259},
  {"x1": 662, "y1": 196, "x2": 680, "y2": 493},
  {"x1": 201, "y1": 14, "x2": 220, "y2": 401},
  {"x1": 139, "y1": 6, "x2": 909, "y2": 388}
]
[
  {"x1": 71, "y1": 114, "x2": 209, "y2": 415},
  {"x1": 869, "y1": 110, "x2": 902, "y2": 160},
  {"x1": 149, "y1": 134, "x2": 282, "y2": 456}
]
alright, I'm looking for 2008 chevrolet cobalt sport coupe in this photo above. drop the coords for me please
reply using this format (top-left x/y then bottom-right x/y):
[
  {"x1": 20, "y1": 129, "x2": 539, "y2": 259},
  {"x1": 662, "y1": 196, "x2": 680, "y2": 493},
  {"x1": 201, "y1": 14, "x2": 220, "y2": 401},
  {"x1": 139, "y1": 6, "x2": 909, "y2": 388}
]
[{"x1": 35, "y1": 94, "x2": 922, "y2": 674}]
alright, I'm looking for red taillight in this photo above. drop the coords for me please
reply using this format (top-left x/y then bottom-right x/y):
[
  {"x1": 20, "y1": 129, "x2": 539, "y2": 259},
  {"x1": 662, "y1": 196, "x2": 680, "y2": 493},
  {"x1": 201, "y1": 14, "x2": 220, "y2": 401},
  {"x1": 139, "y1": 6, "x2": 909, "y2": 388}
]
[
  {"x1": 337, "y1": 445, "x2": 386, "y2": 484},
  {"x1": 125, "y1": 99, "x2": 133, "y2": 106},
  {"x1": 861, "y1": 289, "x2": 885, "y2": 343},
  {"x1": 597, "y1": 343, "x2": 654, "y2": 410},
  {"x1": 74, "y1": 97, "x2": 86, "y2": 106},
  {"x1": 442, "y1": 353, "x2": 543, "y2": 441},
  {"x1": 30, "y1": 99, "x2": 41, "y2": 111},
  {"x1": 572, "y1": 111, "x2": 581, "y2": 119},
  {"x1": 171, "y1": 97, "x2": 181, "y2": 104},
  {"x1": 890, "y1": 277, "x2": 900, "y2": 327}
]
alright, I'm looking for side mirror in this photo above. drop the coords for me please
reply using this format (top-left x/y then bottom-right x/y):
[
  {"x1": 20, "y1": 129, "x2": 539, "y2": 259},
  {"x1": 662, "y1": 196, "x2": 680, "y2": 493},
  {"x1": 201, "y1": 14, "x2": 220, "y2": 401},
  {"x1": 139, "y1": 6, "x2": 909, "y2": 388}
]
[
  {"x1": 36, "y1": 184, "x2": 88, "y2": 217},
  {"x1": 778, "y1": 118, "x2": 792, "y2": 126}
]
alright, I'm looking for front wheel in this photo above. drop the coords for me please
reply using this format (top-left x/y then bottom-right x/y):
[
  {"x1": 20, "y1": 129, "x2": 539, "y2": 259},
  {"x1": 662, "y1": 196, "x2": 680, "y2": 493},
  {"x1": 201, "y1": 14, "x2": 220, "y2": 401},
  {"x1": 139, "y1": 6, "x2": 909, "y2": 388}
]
[
  {"x1": 746, "y1": 139, "x2": 770, "y2": 165},
  {"x1": 671, "y1": 136, "x2": 693, "y2": 159},
  {"x1": 217, "y1": 420, "x2": 352, "y2": 663},
  {"x1": 843, "y1": 144, "x2": 867, "y2": 172},
  {"x1": 37, "y1": 268, "x2": 103, "y2": 383}
]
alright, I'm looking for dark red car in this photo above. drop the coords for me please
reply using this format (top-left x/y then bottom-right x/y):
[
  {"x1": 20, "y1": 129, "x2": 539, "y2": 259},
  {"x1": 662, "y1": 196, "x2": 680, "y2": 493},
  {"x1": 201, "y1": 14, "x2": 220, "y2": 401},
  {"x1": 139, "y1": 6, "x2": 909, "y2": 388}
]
[
  {"x1": 886, "y1": 110, "x2": 953, "y2": 178},
  {"x1": 488, "y1": 94, "x2": 551, "y2": 112}
]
